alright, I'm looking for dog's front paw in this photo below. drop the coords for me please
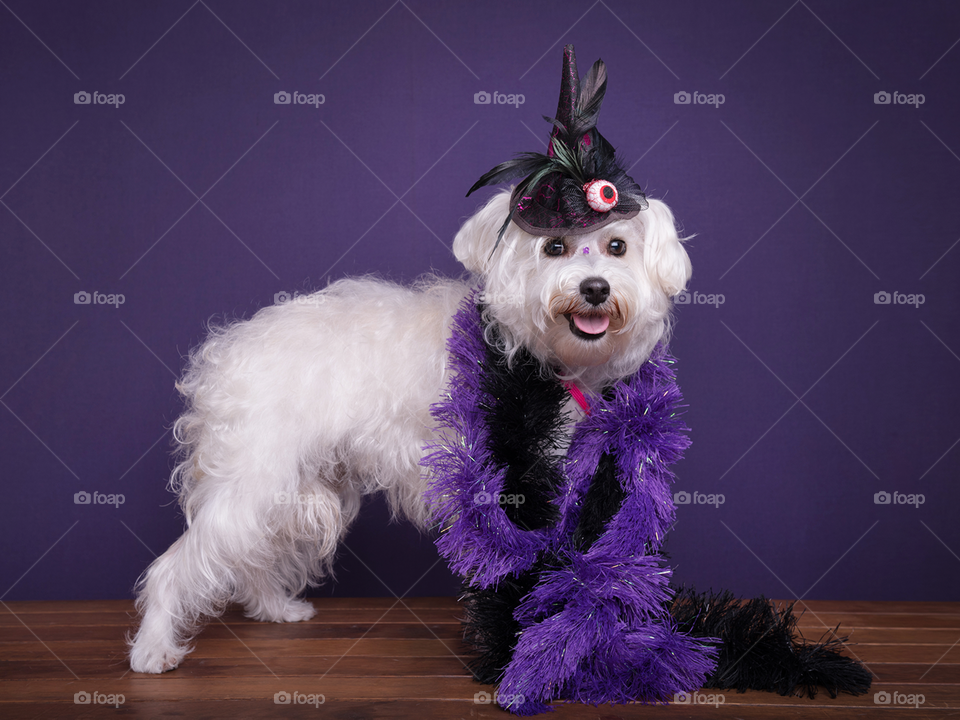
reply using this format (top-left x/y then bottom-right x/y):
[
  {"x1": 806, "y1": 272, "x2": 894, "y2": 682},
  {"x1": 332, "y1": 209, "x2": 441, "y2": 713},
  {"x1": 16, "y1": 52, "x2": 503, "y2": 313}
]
[{"x1": 129, "y1": 643, "x2": 185, "y2": 674}]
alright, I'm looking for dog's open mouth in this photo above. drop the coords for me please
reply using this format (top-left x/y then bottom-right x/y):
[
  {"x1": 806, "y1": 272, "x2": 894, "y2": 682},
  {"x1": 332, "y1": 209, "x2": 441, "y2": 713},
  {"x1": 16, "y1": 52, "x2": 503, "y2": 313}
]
[{"x1": 566, "y1": 313, "x2": 610, "y2": 340}]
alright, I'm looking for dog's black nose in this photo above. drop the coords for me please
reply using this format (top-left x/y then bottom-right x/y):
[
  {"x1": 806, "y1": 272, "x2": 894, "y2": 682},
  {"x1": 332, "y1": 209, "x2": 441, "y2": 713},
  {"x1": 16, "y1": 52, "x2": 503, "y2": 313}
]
[{"x1": 580, "y1": 277, "x2": 610, "y2": 306}]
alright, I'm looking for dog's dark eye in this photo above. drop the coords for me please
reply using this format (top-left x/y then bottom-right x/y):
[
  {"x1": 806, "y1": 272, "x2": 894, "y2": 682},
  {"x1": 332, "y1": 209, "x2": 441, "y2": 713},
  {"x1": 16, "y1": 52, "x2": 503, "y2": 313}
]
[
  {"x1": 543, "y1": 238, "x2": 565, "y2": 256},
  {"x1": 608, "y1": 238, "x2": 626, "y2": 256}
]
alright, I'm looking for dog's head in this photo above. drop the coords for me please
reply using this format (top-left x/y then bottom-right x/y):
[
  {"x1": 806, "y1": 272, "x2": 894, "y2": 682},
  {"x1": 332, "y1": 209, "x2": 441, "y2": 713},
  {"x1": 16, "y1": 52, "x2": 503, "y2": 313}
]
[{"x1": 454, "y1": 189, "x2": 691, "y2": 388}]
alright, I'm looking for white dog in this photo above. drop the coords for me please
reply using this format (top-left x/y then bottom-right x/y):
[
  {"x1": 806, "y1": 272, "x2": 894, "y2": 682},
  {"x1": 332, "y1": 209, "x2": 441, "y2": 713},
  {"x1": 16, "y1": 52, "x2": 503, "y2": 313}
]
[{"x1": 128, "y1": 187, "x2": 691, "y2": 674}]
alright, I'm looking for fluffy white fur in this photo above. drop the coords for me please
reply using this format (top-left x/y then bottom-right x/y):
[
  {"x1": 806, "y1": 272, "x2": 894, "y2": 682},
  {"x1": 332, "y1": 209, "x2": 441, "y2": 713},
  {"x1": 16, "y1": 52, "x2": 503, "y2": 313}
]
[{"x1": 128, "y1": 188, "x2": 691, "y2": 674}]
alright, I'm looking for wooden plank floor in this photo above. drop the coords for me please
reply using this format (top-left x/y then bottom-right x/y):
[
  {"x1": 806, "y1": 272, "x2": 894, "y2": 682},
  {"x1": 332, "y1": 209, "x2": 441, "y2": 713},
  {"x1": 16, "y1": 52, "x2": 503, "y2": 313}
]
[{"x1": 0, "y1": 597, "x2": 957, "y2": 718}]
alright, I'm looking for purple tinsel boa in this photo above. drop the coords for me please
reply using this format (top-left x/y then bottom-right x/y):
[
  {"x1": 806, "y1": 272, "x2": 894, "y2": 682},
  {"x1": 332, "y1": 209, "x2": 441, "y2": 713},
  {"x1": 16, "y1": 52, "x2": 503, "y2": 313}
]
[{"x1": 423, "y1": 290, "x2": 717, "y2": 714}]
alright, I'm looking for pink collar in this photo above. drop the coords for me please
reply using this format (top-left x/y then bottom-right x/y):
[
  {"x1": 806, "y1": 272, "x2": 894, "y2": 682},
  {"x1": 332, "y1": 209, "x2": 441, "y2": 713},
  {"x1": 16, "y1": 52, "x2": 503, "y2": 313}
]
[{"x1": 563, "y1": 381, "x2": 591, "y2": 415}]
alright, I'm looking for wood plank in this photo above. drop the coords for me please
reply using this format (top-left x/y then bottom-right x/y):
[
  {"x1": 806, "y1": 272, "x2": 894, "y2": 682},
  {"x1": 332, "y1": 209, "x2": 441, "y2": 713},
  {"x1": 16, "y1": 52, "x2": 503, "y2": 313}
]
[
  {"x1": 8, "y1": 608, "x2": 960, "y2": 634},
  {"x1": 866, "y1": 663, "x2": 960, "y2": 684},
  {"x1": 5, "y1": 597, "x2": 958, "y2": 615},
  {"x1": 795, "y1": 613, "x2": 960, "y2": 629},
  {"x1": 0, "y1": 637, "x2": 472, "y2": 661},
  {"x1": 0, "y1": 677, "x2": 955, "y2": 705},
  {"x1": 8, "y1": 624, "x2": 956, "y2": 649},
  {"x1": 0, "y1": 597, "x2": 461, "y2": 614},
  {"x1": 0, "y1": 654, "x2": 474, "y2": 680},
  {"x1": 790, "y1": 628, "x2": 960, "y2": 644},
  {"x1": 9, "y1": 608, "x2": 960, "y2": 632},
  {"x1": 0, "y1": 606, "x2": 463, "y2": 628},
  {"x1": 9, "y1": 655, "x2": 958, "y2": 685},
  {"x1": 2, "y1": 700, "x2": 956, "y2": 720},
  {"x1": 0, "y1": 622, "x2": 461, "y2": 643},
  {"x1": 784, "y1": 600, "x2": 960, "y2": 615},
  {"x1": 840, "y1": 644, "x2": 960, "y2": 663},
  {"x1": 3, "y1": 638, "x2": 960, "y2": 665}
]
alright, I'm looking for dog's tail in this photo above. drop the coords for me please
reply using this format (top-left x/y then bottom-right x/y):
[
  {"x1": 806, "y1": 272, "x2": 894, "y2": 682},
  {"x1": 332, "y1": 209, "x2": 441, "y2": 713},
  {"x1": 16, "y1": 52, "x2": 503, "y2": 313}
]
[{"x1": 669, "y1": 587, "x2": 873, "y2": 698}]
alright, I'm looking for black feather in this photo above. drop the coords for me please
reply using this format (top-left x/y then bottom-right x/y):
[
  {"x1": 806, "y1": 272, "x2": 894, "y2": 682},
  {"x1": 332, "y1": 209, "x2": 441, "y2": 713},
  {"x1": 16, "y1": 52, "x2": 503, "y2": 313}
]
[
  {"x1": 567, "y1": 60, "x2": 607, "y2": 140},
  {"x1": 670, "y1": 587, "x2": 873, "y2": 698},
  {"x1": 459, "y1": 565, "x2": 544, "y2": 684},
  {"x1": 571, "y1": 451, "x2": 626, "y2": 552},
  {"x1": 479, "y1": 311, "x2": 569, "y2": 531},
  {"x1": 466, "y1": 153, "x2": 552, "y2": 197}
]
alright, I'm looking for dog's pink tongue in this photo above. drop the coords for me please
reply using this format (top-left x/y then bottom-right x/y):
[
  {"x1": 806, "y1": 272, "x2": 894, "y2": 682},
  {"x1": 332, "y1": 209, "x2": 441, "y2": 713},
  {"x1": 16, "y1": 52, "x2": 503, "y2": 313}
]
[{"x1": 573, "y1": 314, "x2": 610, "y2": 335}]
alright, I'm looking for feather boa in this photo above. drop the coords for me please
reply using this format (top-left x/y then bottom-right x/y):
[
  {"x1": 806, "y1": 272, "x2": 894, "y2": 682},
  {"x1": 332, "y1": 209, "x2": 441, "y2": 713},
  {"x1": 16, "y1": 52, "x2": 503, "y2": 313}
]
[
  {"x1": 424, "y1": 290, "x2": 871, "y2": 714},
  {"x1": 423, "y1": 290, "x2": 716, "y2": 713}
]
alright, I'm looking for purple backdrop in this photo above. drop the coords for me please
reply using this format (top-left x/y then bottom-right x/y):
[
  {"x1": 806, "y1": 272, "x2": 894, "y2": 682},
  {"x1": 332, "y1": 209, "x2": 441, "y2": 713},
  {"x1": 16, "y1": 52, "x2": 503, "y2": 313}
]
[{"x1": 1, "y1": 1, "x2": 958, "y2": 604}]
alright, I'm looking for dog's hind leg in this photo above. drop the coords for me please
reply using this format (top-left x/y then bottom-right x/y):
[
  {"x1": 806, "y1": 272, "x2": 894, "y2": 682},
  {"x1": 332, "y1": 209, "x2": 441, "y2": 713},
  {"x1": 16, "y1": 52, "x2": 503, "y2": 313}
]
[
  {"x1": 129, "y1": 522, "x2": 233, "y2": 673},
  {"x1": 235, "y1": 566, "x2": 317, "y2": 623},
  {"x1": 129, "y1": 477, "x2": 350, "y2": 673},
  {"x1": 233, "y1": 482, "x2": 355, "y2": 624}
]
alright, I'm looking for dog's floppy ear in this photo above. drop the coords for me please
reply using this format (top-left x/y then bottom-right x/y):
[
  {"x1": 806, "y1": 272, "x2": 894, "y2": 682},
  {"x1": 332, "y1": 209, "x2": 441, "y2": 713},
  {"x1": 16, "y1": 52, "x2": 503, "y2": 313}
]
[
  {"x1": 639, "y1": 198, "x2": 692, "y2": 297},
  {"x1": 453, "y1": 189, "x2": 512, "y2": 275}
]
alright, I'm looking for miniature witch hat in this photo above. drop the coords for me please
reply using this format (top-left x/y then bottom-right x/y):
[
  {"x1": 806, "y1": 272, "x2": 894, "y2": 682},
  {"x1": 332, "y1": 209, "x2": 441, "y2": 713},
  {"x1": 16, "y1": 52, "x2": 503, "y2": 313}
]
[{"x1": 468, "y1": 44, "x2": 647, "y2": 242}]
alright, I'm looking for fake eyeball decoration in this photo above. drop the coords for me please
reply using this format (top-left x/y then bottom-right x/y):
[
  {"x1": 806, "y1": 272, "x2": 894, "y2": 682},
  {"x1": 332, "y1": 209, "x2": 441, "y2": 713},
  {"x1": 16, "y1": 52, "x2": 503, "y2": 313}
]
[{"x1": 583, "y1": 179, "x2": 618, "y2": 212}]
